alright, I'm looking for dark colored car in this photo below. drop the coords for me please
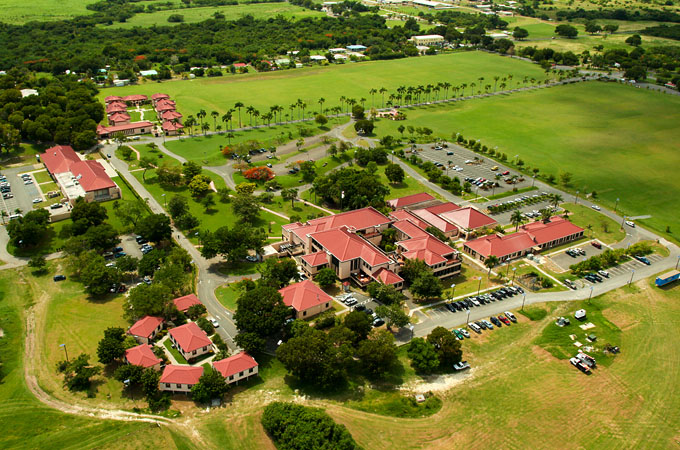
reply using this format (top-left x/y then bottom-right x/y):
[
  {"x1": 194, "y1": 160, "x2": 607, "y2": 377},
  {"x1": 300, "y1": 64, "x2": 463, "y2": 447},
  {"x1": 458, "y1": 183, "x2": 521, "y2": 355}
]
[
  {"x1": 591, "y1": 241, "x2": 602, "y2": 249},
  {"x1": 477, "y1": 320, "x2": 488, "y2": 330},
  {"x1": 490, "y1": 316, "x2": 502, "y2": 327},
  {"x1": 53, "y1": 275, "x2": 66, "y2": 282},
  {"x1": 446, "y1": 303, "x2": 456, "y2": 313},
  {"x1": 635, "y1": 255, "x2": 651, "y2": 265}
]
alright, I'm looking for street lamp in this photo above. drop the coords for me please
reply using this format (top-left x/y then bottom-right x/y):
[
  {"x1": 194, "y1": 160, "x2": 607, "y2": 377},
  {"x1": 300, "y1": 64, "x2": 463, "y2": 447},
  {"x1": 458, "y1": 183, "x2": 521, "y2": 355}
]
[
  {"x1": 477, "y1": 276, "x2": 483, "y2": 295},
  {"x1": 450, "y1": 283, "x2": 456, "y2": 299},
  {"x1": 532, "y1": 174, "x2": 536, "y2": 187},
  {"x1": 512, "y1": 267, "x2": 517, "y2": 286},
  {"x1": 59, "y1": 343, "x2": 69, "y2": 362},
  {"x1": 466, "y1": 308, "x2": 471, "y2": 325},
  {"x1": 521, "y1": 293, "x2": 526, "y2": 310},
  {"x1": 629, "y1": 269, "x2": 635, "y2": 286},
  {"x1": 162, "y1": 193, "x2": 166, "y2": 209},
  {"x1": 676, "y1": 255, "x2": 680, "y2": 270},
  {"x1": 621, "y1": 215, "x2": 627, "y2": 230},
  {"x1": 588, "y1": 285, "x2": 594, "y2": 304},
  {"x1": 391, "y1": 151, "x2": 394, "y2": 163},
  {"x1": 409, "y1": 325, "x2": 414, "y2": 339},
  {"x1": 505, "y1": 263, "x2": 511, "y2": 279},
  {"x1": 575, "y1": 190, "x2": 580, "y2": 204},
  {"x1": 614, "y1": 197, "x2": 620, "y2": 212}
]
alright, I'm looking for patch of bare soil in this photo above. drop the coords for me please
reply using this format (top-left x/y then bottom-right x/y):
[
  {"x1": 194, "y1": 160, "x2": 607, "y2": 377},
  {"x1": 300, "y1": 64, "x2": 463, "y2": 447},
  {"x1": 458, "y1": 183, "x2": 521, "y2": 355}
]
[{"x1": 400, "y1": 371, "x2": 472, "y2": 394}]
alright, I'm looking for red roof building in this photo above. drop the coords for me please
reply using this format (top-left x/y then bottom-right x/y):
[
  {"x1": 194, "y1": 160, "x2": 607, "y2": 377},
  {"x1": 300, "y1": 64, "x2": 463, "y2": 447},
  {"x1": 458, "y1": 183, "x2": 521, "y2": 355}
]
[
  {"x1": 168, "y1": 322, "x2": 212, "y2": 360},
  {"x1": 422, "y1": 202, "x2": 460, "y2": 215},
  {"x1": 173, "y1": 294, "x2": 202, "y2": 312},
  {"x1": 278, "y1": 280, "x2": 333, "y2": 318},
  {"x1": 125, "y1": 344, "x2": 162, "y2": 369},
  {"x1": 42, "y1": 145, "x2": 81, "y2": 174},
  {"x1": 151, "y1": 93, "x2": 170, "y2": 101},
  {"x1": 106, "y1": 103, "x2": 127, "y2": 115},
  {"x1": 439, "y1": 206, "x2": 497, "y2": 237},
  {"x1": 155, "y1": 103, "x2": 176, "y2": 113},
  {"x1": 521, "y1": 217, "x2": 585, "y2": 246},
  {"x1": 372, "y1": 267, "x2": 404, "y2": 289},
  {"x1": 212, "y1": 352, "x2": 259, "y2": 384},
  {"x1": 392, "y1": 219, "x2": 430, "y2": 240},
  {"x1": 128, "y1": 316, "x2": 164, "y2": 344},
  {"x1": 159, "y1": 365, "x2": 204, "y2": 393},
  {"x1": 162, "y1": 121, "x2": 184, "y2": 135},
  {"x1": 108, "y1": 112, "x2": 131, "y2": 125},
  {"x1": 307, "y1": 207, "x2": 391, "y2": 233},
  {"x1": 96, "y1": 121, "x2": 154, "y2": 138},
  {"x1": 410, "y1": 208, "x2": 458, "y2": 236},
  {"x1": 233, "y1": 63, "x2": 248, "y2": 68},
  {"x1": 389, "y1": 210, "x2": 431, "y2": 230},
  {"x1": 70, "y1": 160, "x2": 117, "y2": 191},
  {"x1": 310, "y1": 226, "x2": 391, "y2": 266},
  {"x1": 396, "y1": 234, "x2": 461, "y2": 278},
  {"x1": 161, "y1": 110, "x2": 183, "y2": 122},
  {"x1": 123, "y1": 94, "x2": 148, "y2": 104},
  {"x1": 387, "y1": 193, "x2": 435, "y2": 210},
  {"x1": 105, "y1": 95, "x2": 123, "y2": 103}
]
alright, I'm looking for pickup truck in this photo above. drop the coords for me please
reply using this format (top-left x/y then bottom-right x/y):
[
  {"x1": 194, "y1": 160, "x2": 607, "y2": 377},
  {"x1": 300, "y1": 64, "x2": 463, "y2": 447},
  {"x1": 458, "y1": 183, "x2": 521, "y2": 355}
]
[{"x1": 453, "y1": 361, "x2": 471, "y2": 371}]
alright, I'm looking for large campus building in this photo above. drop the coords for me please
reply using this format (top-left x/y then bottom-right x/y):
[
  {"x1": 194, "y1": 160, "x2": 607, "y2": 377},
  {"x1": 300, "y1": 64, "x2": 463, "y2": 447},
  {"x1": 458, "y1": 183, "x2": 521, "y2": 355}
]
[{"x1": 42, "y1": 145, "x2": 121, "y2": 204}]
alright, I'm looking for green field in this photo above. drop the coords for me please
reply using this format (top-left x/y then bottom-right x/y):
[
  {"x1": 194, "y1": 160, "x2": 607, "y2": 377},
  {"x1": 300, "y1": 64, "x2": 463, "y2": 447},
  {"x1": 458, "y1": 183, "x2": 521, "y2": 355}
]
[
  {"x1": 215, "y1": 284, "x2": 239, "y2": 311},
  {"x1": 375, "y1": 81, "x2": 680, "y2": 242},
  {"x1": 98, "y1": 51, "x2": 548, "y2": 119},
  {"x1": 561, "y1": 202, "x2": 625, "y2": 244},
  {"x1": 0, "y1": 0, "x2": 95, "y2": 24}
]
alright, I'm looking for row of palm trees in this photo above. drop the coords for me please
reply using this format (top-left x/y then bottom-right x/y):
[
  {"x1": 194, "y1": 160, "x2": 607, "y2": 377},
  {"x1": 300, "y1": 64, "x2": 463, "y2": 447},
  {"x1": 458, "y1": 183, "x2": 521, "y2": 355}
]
[
  {"x1": 179, "y1": 71, "x2": 573, "y2": 137},
  {"x1": 508, "y1": 193, "x2": 564, "y2": 231}
]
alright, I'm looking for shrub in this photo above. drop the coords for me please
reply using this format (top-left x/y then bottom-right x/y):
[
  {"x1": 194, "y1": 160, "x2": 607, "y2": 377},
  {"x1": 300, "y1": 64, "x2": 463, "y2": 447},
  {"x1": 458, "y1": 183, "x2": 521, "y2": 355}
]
[{"x1": 243, "y1": 166, "x2": 274, "y2": 181}]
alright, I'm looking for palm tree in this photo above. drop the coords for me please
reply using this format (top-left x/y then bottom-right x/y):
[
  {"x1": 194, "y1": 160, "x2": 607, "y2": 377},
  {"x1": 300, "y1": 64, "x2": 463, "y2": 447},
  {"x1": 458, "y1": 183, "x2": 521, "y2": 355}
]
[
  {"x1": 299, "y1": 101, "x2": 306, "y2": 121},
  {"x1": 484, "y1": 255, "x2": 499, "y2": 277},
  {"x1": 197, "y1": 109, "x2": 206, "y2": 131},
  {"x1": 289, "y1": 103, "x2": 296, "y2": 121},
  {"x1": 493, "y1": 75, "x2": 500, "y2": 92},
  {"x1": 211, "y1": 110, "x2": 219, "y2": 131},
  {"x1": 359, "y1": 97, "x2": 366, "y2": 109},
  {"x1": 499, "y1": 82, "x2": 507, "y2": 91},
  {"x1": 253, "y1": 109, "x2": 260, "y2": 126},
  {"x1": 586, "y1": 224, "x2": 593, "y2": 237},
  {"x1": 339, "y1": 96, "x2": 346, "y2": 114},
  {"x1": 470, "y1": 82, "x2": 476, "y2": 96},
  {"x1": 550, "y1": 193, "x2": 564, "y2": 209},
  {"x1": 379, "y1": 87, "x2": 387, "y2": 108},
  {"x1": 221, "y1": 110, "x2": 233, "y2": 132},
  {"x1": 369, "y1": 88, "x2": 377, "y2": 107},
  {"x1": 461, "y1": 83, "x2": 467, "y2": 96},
  {"x1": 185, "y1": 115, "x2": 196, "y2": 135},
  {"x1": 246, "y1": 106, "x2": 255, "y2": 126},
  {"x1": 442, "y1": 81, "x2": 451, "y2": 99},
  {"x1": 318, "y1": 97, "x2": 325, "y2": 114},
  {"x1": 234, "y1": 102, "x2": 244, "y2": 127},
  {"x1": 226, "y1": 132, "x2": 234, "y2": 145},
  {"x1": 511, "y1": 210, "x2": 526, "y2": 231},
  {"x1": 202, "y1": 122, "x2": 209, "y2": 135}
]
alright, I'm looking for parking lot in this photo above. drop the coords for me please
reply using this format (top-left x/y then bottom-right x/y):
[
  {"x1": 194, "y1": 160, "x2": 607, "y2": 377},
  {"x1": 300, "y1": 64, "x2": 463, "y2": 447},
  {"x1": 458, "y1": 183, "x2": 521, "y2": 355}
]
[
  {"x1": 0, "y1": 165, "x2": 43, "y2": 217},
  {"x1": 578, "y1": 253, "x2": 664, "y2": 287},
  {"x1": 550, "y1": 243, "x2": 606, "y2": 271}
]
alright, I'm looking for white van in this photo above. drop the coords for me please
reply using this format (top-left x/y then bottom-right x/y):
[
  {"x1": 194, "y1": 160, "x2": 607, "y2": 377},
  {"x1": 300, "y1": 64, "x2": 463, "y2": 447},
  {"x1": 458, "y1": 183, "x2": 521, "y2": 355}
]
[{"x1": 468, "y1": 322, "x2": 482, "y2": 334}]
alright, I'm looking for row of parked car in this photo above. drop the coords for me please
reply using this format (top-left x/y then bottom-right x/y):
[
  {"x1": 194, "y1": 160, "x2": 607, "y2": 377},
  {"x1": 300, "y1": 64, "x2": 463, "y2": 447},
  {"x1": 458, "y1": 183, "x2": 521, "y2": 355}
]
[
  {"x1": 468, "y1": 311, "x2": 517, "y2": 334},
  {"x1": 445, "y1": 286, "x2": 524, "y2": 313}
]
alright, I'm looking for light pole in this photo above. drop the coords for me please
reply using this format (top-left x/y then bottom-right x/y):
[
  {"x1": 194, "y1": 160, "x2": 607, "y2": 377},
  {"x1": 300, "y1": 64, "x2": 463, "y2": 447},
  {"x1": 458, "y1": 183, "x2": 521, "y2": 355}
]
[
  {"x1": 391, "y1": 151, "x2": 394, "y2": 163},
  {"x1": 59, "y1": 343, "x2": 69, "y2": 362},
  {"x1": 588, "y1": 285, "x2": 594, "y2": 304},
  {"x1": 505, "y1": 263, "x2": 511, "y2": 279},
  {"x1": 621, "y1": 215, "x2": 627, "y2": 230},
  {"x1": 477, "y1": 276, "x2": 482, "y2": 295},
  {"x1": 162, "y1": 193, "x2": 166, "y2": 209},
  {"x1": 466, "y1": 308, "x2": 471, "y2": 325},
  {"x1": 614, "y1": 197, "x2": 619, "y2": 212},
  {"x1": 521, "y1": 293, "x2": 526, "y2": 310},
  {"x1": 450, "y1": 283, "x2": 456, "y2": 300},
  {"x1": 512, "y1": 267, "x2": 517, "y2": 286},
  {"x1": 628, "y1": 269, "x2": 635, "y2": 286},
  {"x1": 575, "y1": 190, "x2": 580, "y2": 204},
  {"x1": 409, "y1": 324, "x2": 414, "y2": 339},
  {"x1": 676, "y1": 255, "x2": 680, "y2": 270}
]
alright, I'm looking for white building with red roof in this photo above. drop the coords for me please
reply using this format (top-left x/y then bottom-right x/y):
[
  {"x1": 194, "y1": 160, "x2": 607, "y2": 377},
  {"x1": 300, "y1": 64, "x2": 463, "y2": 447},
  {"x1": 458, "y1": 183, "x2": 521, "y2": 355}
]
[
  {"x1": 387, "y1": 193, "x2": 435, "y2": 210},
  {"x1": 160, "y1": 110, "x2": 183, "y2": 123},
  {"x1": 159, "y1": 365, "x2": 203, "y2": 393},
  {"x1": 168, "y1": 322, "x2": 213, "y2": 361},
  {"x1": 409, "y1": 206, "x2": 459, "y2": 237},
  {"x1": 162, "y1": 121, "x2": 184, "y2": 136},
  {"x1": 463, "y1": 217, "x2": 584, "y2": 262},
  {"x1": 173, "y1": 293, "x2": 202, "y2": 313},
  {"x1": 97, "y1": 121, "x2": 154, "y2": 139},
  {"x1": 125, "y1": 344, "x2": 162, "y2": 370},
  {"x1": 122, "y1": 94, "x2": 148, "y2": 106},
  {"x1": 105, "y1": 95, "x2": 123, "y2": 103},
  {"x1": 151, "y1": 93, "x2": 170, "y2": 105},
  {"x1": 105, "y1": 102, "x2": 127, "y2": 115},
  {"x1": 278, "y1": 280, "x2": 333, "y2": 318},
  {"x1": 108, "y1": 112, "x2": 131, "y2": 126},
  {"x1": 212, "y1": 352, "x2": 259, "y2": 385},
  {"x1": 128, "y1": 316, "x2": 164, "y2": 344},
  {"x1": 397, "y1": 235, "x2": 461, "y2": 278},
  {"x1": 42, "y1": 145, "x2": 121, "y2": 204},
  {"x1": 439, "y1": 206, "x2": 498, "y2": 238},
  {"x1": 299, "y1": 252, "x2": 329, "y2": 277}
]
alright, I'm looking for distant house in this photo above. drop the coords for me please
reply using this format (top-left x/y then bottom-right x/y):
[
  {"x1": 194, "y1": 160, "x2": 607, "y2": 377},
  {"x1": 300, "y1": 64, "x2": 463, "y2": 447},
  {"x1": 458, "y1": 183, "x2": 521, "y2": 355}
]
[
  {"x1": 212, "y1": 352, "x2": 259, "y2": 385},
  {"x1": 125, "y1": 344, "x2": 162, "y2": 370},
  {"x1": 151, "y1": 93, "x2": 170, "y2": 103},
  {"x1": 162, "y1": 121, "x2": 184, "y2": 136},
  {"x1": 122, "y1": 94, "x2": 148, "y2": 106},
  {"x1": 438, "y1": 206, "x2": 498, "y2": 238},
  {"x1": 173, "y1": 294, "x2": 202, "y2": 313},
  {"x1": 310, "y1": 55, "x2": 327, "y2": 62},
  {"x1": 154, "y1": 100, "x2": 176, "y2": 113},
  {"x1": 105, "y1": 95, "x2": 124, "y2": 104},
  {"x1": 346, "y1": 44, "x2": 367, "y2": 52},
  {"x1": 168, "y1": 322, "x2": 213, "y2": 361},
  {"x1": 105, "y1": 102, "x2": 127, "y2": 115},
  {"x1": 396, "y1": 234, "x2": 460, "y2": 279},
  {"x1": 160, "y1": 110, "x2": 183, "y2": 123},
  {"x1": 20, "y1": 88, "x2": 38, "y2": 98},
  {"x1": 278, "y1": 280, "x2": 333, "y2": 319},
  {"x1": 108, "y1": 112, "x2": 131, "y2": 126},
  {"x1": 408, "y1": 34, "x2": 445, "y2": 46},
  {"x1": 96, "y1": 121, "x2": 154, "y2": 139},
  {"x1": 128, "y1": 316, "x2": 164, "y2": 344},
  {"x1": 139, "y1": 69, "x2": 158, "y2": 77},
  {"x1": 159, "y1": 365, "x2": 203, "y2": 393}
]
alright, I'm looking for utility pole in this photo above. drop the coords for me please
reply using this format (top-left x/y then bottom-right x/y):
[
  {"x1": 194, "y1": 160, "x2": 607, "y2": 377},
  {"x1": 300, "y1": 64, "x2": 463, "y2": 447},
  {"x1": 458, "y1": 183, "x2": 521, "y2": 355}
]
[{"x1": 59, "y1": 343, "x2": 69, "y2": 362}]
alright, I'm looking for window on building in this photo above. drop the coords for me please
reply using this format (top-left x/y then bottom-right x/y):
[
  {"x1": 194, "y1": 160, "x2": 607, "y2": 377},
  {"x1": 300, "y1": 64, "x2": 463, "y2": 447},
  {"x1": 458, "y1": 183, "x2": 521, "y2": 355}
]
[
  {"x1": 192, "y1": 350, "x2": 197, "y2": 355},
  {"x1": 165, "y1": 383, "x2": 171, "y2": 388},
  {"x1": 249, "y1": 368, "x2": 254, "y2": 373},
  {"x1": 239, "y1": 371, "x2": 244, "y2": 377},
  {"x1": 229, "y1": 375, "x2": 234, "y2": 380},
  {"x1": 303, "y1": 311, "x2": 307, "y2": 316},
  {"x1": 325, "y1": 303, "x2": 329, "y2": 307},
  {"x1": 176, "y1": 384, "x2": 181, "y2": 388}
]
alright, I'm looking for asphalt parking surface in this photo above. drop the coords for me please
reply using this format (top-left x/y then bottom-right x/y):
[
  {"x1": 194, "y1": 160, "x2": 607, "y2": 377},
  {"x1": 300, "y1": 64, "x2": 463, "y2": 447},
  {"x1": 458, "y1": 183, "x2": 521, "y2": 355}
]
[
  {"x1": 550, "y1": 243, "x2": 606, "y2": 271},
  {"x1": 0, "y1": 166, "x2": 41, "y2": 216}
]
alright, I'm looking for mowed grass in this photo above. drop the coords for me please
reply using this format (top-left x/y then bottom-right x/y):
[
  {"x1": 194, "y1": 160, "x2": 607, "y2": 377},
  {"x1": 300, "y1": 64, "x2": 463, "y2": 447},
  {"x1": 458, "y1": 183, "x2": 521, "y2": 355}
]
[
  {"x1": 98, "y1": 51, "x2": 548, "y2": 119},
  {"x1": 375, "y1": 81, "x2": 680, "y2": 242},
  {"x1": 0, "y1": 266, "x2": 189, "y2": 449},
  {"x1": 562, "y1": 202, "x2": 625, "y2": 244},
  {"x1": 0, "y1": 0, "x2": 94, "y2": 23}
]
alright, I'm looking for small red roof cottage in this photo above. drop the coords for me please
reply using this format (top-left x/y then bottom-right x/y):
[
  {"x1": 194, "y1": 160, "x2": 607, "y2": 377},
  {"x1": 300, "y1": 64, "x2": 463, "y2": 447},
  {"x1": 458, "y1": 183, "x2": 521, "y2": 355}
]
[
  {"x1": 129, "y1": 316, "x2": 164, "y2": 342},
  {"x1": 159, "y1": 365, "x2": 203, "y2": 392},
  {"x1": 278, "y1": 280, "x2": 333, "y2": 318},
  {"x1": 168, "y1": 322, "x2": 212, "y2": 355},
  {"x1": 212, "y1": 352, "x2": 259, "y2": 384},
  {"x1": 125, "y1": 344, "x2": 162, "y2": 369},
  {"x1": 173, "y1": 294, "x2": 202, "y2": 313},
  {"x1": 387, "y1": 193, "x2": 436, "y2": 210}
]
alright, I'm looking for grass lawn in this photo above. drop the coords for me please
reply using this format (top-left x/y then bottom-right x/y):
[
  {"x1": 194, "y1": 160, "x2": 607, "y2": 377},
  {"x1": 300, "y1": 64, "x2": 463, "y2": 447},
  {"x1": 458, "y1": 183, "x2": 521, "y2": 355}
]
[
  {"x1": 127, "y1": 109, "x2": 143, "y2": 122},
  {"x1": 33, "y1": 170, "x2": 53, "y2": 184},
  {"x1": 102, "y1": 2, "x2": 325, "y2": 29},
  {"x1": 0, "y1": 142, "x2": 47, "y2": 166},
  {"x1": 164, "y1": 338, "x2": 188, "y2": 364},
  {"x1": 98, "y1": 51, "x2": 548, "y2": 120},
  {"x1": 0, "y1": 0, "x2": 93, "y2": 23},
  {"x1": 377, "y1": 81, "x2": 680, "y2": 243},
  {"x1": 214, "y1": 284, "x2": 239, "y2": 311},
  {"x1": 0, "y1": 266, "x2": 186, "y2": 449},
  {"x1": 439, "y1": 263, "x2": 504, "y2": 301},
  {"x1": 562, "y1": 202, "x2": 625, "y2": 244}
]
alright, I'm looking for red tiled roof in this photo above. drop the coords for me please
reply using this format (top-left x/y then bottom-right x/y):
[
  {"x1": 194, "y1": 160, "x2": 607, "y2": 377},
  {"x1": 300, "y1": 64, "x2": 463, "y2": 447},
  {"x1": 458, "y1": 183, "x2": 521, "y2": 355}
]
[
  {"x1": 105, "y1": 95, "x2": 123, "y2": 103},
  {"x1": 233, "y1": 63, "x2": 247, "y2": 67},
  {"x1": 42, "y1": 145, "x2": 81, "y2": 174},
  {"x1": 423, "y1": 202, "x2": 460, "y2": 215},
  {"x1": 307, "y1": 207, "x2": 390, "y2": 232},
  {"x1": 392, "y1": 219, "x2": 429, "y2": 239},
  {"x1": 301, "y1": 252, "x2": 328, "y2": 267},
  {"x1": 106, "y1": 103, "x2": 127, "y2": 114},
  {"x1": 160, "y1": 365, "x2": 203, "y2": 385},
  {"x1": 169, "y1": 322, "x2": 212, "y2": 353},
  {"x1": 440, "y1": 206, "x2": 497, "y2": 230},
  {"x1": 278, "y1": 280, "x2": 333, "y2": 312},
  {"x1": 464, "y1": 232, "x2": 537, "y2": 259},
  {"x1": 129, "y1": 316, "x2": 163, "y2": 339},
  {"x1": 151, "y1": 93, "x2": 170, "y2": 100},
  {"x1": 372, "y1": 267, "x2": 403, "y2": 285},
  {"x1": 410, "y1": 208, "x2": 458, "y2": 233},
  {"x1": 310, "y1": 226, "x2": 390, "y2": 265},
  {"x1": 125, "y1": 344, "x2": 162, "y2": 368},
  {"x1": 162, "y1": 121, "x2": 184, "y2": 132},
  {"x1": 173, "y1": 293, "x2": 201, "y2": 312},
  {"x1": 398, "y1": 235, "x2": 456, "y2": 266},
  {"x1": 97, "y1": 121, "x2": 153, "y2": 136},
  {"x1": 521, "y1": 217, "x2": 584, "y2": 245},
  {"x1": 389, "y1": 210, "x2": 431, "y2": 230},
  {"x1": 108, "y1": 112, "x2": 130, "y2": 123},
  {"x1": 387, "y1": 193, "x2": 435, "y2": 209},
  {"x1": 212, "y1": 352, "x2": 258, "y2": 378},
  {"x1": 290, "y1": 222, "x2": 327, "y2": 243},
  {"x1": 123, "y1": 94, "x2": 148, "y2": 102},
  {"x1": 70, "y1": 160, "x2": 116, "y2": 191},
  {"x1": 161, "y1": 110, "x2": 183, "y2": 121},
  {"x1": 155, "y1": 103, "x2": 176, "y2": 113}
]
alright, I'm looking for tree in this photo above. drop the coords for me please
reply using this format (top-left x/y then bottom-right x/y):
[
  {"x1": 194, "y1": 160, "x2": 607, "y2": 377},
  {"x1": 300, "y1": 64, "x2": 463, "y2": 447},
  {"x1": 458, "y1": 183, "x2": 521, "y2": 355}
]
[
  {"x1": 200, "y1": 225, "x2": 265, "y2": 264},
  {"x1": 70, "y1": 198, "x2": 107, "y2": 233},
  {"x1": 28, "y1": 254, "x2": 47, "y2": 274},
  {"x1": 343, "y1": 310, "x2": 373, "y2": 343},
  {"x1": 315, "y1": 267, "x2": 337, "y2": 288},
  {"x1": 83, "y1": 224, "x2": 119, "y2": 252},
  {"x1": 186, "y1": 303, "x2": 207, "y2": 320},
  {"x1": 427, "y1": 326, "x2": 462, "y2": 367},
  {"x1": 407, "y1": 338, "x2": 439, "y2": 373},
  {"x1": 624, "y1": 65, "x2": 647, "y2": 81},
  {"x1": 260, "y1": 257, "x2": 299, "y2": 288},
  {"x1": 234, "y1": 285, "x2": 289, "y2": 353},
  {"x1": 127, "y1": 283, "x2": 173, "y2": 319},
  {"x1": 182, "y1": 161, "x2": 202, "y2": 181},
  {"x1": 138, "y1": 249, "x2": 164, "y2": 277},
  {"x1": 57, "y1": 354, "x2": 101, "y2": 392},
  {"x1": 97, "y1": 327, "x2": 126, "y2": 364},
  {"x1": 135, "y1": 214, "x2": 171, "y2": 243},
  {"x1": 168, "y1": 195, "x2": 189, "y2": 219},
  {"x1": 511, "y1": 209, "x2": 526, "y2": 232},
  {"x1": 80, "y1": 256, "x2": 121, "y2": 296},
  {"x1": 603, "y1": 24, "x2": 619, "y2": 35},
  {"x1": 315, "y1": 114, "x2": 328, "y2": 126},
  {"x1": 120, "y1": 146, "x2": 133, "y2": 160},
  {"x1": 231, "y1": 193, "x2": 261, "y2": 224},
  {"x1": 558, "y1": 171, "x2": 573, "y2": 187},
  {"x1": 513, "y1": 27, "x2": 529, "y2": 40},
  {"x1": 352, "y1": 104, "x2": 365, "y2": 120},
  {"x1": 484, "y1": 255, "x2": 499, "y2": 276},
  {"x1": 401, "y1": 258, "x2": 428, "y2": 284},
  {"x1": 385, "y1": 163, "x2": 405, "y2": 184},
  {"x1": 188, "y1": 174, "x2": 213, "y2": 198},
  {"x1": 555, "y1": 24, "x2": 578, "y2": 38},
  {"x1": 354, "y1": 119, "x2": 374, "y2": 135},
  {"x1": 584, "y1": 20, "x2": 602, "y2": 35},
  {"x1": 299, "y1": 161, "x2": 316, "y2": 183},
  {"x1": 375, "y1": 303, "x2": 410, "y2": 329},
  {"x1": 116, "y1": 201, "x2": 146, "y2": 228},
  {"x1": 280, "y1": 188, "x2": 298, "y2": 208},
  {"x1": 313, "y1": 167, "x2": 389, "y2": 210},
  {"x1": 410, "y1": 271, "x2": 442, "y2": 300},
  {"x1": 191, "y1": 369, "x2": 228, "y2": 404},
  {"x1": 357, "y1": 329, "x2": 397, "y2": 377},
  {"x1": 625, "y1": 34, "x2": 642, "y2": 46},
  {"x1": 200, "y1": 193, "x2": 216, "y2": 212},
  {"x1": 139, "y1": 156, "x2": 155, "y2": 182},
  {"x1": 196, "y1": 317, "x2": 215, "y2": 335},
  {"x1": 366, "y1": 282, "x2": 403, "y2": 305}
]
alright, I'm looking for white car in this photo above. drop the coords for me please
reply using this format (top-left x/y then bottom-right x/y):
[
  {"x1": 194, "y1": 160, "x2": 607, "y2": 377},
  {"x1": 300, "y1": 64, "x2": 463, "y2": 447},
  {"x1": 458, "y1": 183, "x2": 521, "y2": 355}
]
[
  {"x1": 24, "y1": 180, "x2": 33, "y2": 185},
  {"x1": 32, "y1": 198, "x2": 42, "y2": 204},
  {"x1": 625, "y1": 221, "x2": 635, "y2": 228},
  {"x1": 210, "y1": 318, "x2": 220, "y2": 328},
  {"x1": 598, "y1": 270, "x2": 610, "y2": 278},
  {"x1": 591, "y1": 205, "x2": 601, "y2": 211}
]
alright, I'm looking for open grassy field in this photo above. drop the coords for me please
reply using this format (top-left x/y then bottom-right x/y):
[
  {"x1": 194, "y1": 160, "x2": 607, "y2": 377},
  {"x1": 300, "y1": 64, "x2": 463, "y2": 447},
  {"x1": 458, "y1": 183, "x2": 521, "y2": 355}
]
[
  {"x1": 98, "y1": 51, "x2": 549, "y2": 119},
  {"x1": 562, "y1": 202, "x2": 625, "y2": 244},
  {"x1": 0, "y1": 0, "x2": 95, "y2": 24},
  {"x1": 102, "y1": 2, "x2": 324, "y2": 29},
  {"x1": 376, "y1": 81, "x2": 680, "y2": 242},
  {"x1": 0, "y1": 266, "x2": 189, "y2": 449}
]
